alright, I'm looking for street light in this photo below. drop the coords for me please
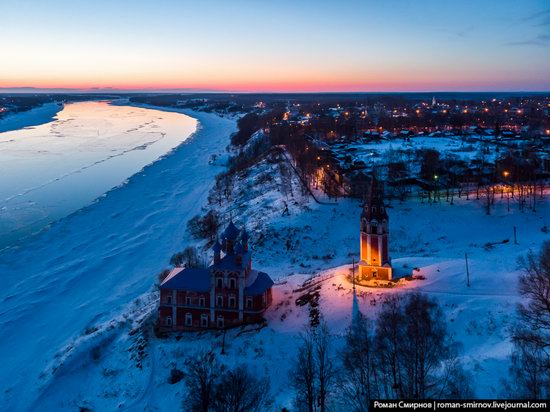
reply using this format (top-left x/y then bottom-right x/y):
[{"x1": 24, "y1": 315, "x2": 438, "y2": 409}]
[{"x1": 503, "y1": 170, "x2": 510, "y2": 178}]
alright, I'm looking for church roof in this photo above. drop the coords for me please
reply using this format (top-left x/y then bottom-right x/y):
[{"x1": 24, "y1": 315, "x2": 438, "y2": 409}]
[
  {"x1": 234, "y1": 242, "x2": 243, "y2": 255},
  {"x1": 244, "y1": 271, "x2": 274, "y2": 296},
  {"x1": 210, "y1": 251, "x2": 252, "y2": 271},
  {"x1": 160, "y1": 267, "x2": 211, "y2": 292},
  {"x1": 223, "y1": 221, "x2": 240, "y2": 240},
  {"x1": 212, "y1": 238, "x2": 221, "y2": 252}
]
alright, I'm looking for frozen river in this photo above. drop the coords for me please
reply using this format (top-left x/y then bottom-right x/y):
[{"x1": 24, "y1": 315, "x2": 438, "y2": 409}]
[
  {"x1": 0, "y1": 101, "x2": 197, "y2": 248},
  {"x1": 0, "y1": 106, "x2": 235, "y2": 410}
]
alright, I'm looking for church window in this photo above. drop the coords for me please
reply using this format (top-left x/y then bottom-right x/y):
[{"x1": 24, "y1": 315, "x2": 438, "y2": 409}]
[
  {"x1": 201, "y1": 314, "x2": 208, "y2": 328},
  {"x1": 229, "y1": 278, "x2": 237, "y2": 289},
  {"x1": 216, "y1": 295, "x2": 223, "y2": 307},
  {"x1": 185, "y1": 296, "x2": 192, "y2": 305},
  {"x1": 199, "y1": 296, "x2": 206, "y2": 307},
  {"x1": 228, "y1": 295, "x2": 236, "y2": 308},
  {"x1": 185, "y1": 313, "x2": 192, "y2": 326},
  {"x1": 216, "y1": 277, "x2": 223, "y2": 288},
  {"x1": 166, "y1": 316, "x2": 172, "y2": 327},
  {"x1": 246, "y1": 296, "x2": 253, "y2": 309},
  {"x1": 166, "y1": 295, "x2": 172, "y2": 305},
  {"x1": 216, "y1": 316, "x2": 224, "y2": 329}
]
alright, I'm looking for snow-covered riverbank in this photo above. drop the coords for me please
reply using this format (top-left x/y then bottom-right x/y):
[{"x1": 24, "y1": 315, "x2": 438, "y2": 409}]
[
  {"x1": 0, "y1": 108, "x2": 236, "y2": 411},
  {"x1": 0, "y1": 102, "x2": 63, "y2": 133}
]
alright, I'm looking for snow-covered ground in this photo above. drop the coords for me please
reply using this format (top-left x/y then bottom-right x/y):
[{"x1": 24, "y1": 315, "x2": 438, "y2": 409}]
[
  {"x1": 0, "y1": 108, "x2": 236, "y2": 411},
  {"x1": 330, "y1": 135, "x2": 496, "y2": 171},
  {"x1": 1, "y1": 105, "x2": 548, "y2": 410},
  {"x1": 11, "y1": 143, "x2": 548, "y2": 411},
  {"x1": 0, "y1": 102, "x2": 63, "y2": 134}
]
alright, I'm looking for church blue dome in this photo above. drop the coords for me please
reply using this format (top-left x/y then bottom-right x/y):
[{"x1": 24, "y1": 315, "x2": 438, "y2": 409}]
[
  {"x1": 224, "y1": 221, "x2": 240, "y2": 240},
  {"x1": 212, "y1": 238, "x2": 221, "y2": 252},
  {"x1": 234, "y1": 242, "x2": 243, "y2": 255}
]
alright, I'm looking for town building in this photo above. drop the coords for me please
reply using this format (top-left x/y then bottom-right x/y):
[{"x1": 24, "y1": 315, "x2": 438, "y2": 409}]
[
  {"x1": 158, "y1": 221, "x2": 274, "y2": 331},
  {"x1": 359, "y1": 178, "x2": 393, "y2": 281}
]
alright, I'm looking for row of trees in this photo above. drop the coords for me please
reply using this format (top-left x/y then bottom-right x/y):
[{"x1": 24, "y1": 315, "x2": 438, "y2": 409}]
[
  {"x1": 291, "y1": 293, "x2": 473, "y2": 412},
  {"x1": 506, "y1": 241, "x2": 550, "y2": 398}
]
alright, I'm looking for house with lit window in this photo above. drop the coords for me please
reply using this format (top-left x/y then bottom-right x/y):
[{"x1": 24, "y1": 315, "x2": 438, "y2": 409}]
[{"x1": 158, "y1": 221, "x2": 274, "y2": 330}]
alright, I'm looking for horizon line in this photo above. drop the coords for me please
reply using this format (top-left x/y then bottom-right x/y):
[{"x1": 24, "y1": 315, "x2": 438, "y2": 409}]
[{"x1": 1, "y1": 87, "x2": 549, "y2": 95}]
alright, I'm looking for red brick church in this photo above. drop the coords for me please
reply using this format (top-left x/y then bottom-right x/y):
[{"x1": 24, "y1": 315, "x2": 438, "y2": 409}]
[
  {"x1": 359, "y1": 177, "x2": 393, "y2": 281},
  {"x1": 158, "y1": 221, "x2": 274, "y2": 330}
]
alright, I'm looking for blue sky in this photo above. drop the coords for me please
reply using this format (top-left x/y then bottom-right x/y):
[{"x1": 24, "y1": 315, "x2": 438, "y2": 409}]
[{"x1": 0, "y1": 0, "x2": 549, "y2": 91}]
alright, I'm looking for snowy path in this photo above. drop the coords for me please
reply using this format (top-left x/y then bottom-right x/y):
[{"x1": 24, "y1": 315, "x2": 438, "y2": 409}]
[{"x1": 0, "y1": 109, "x2": 236, "y2": 411}]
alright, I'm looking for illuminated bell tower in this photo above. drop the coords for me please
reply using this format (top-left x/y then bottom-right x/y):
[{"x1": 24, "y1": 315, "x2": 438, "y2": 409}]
[{"x1": 359, "y1": 177, "x2": 392, "y2": 281}]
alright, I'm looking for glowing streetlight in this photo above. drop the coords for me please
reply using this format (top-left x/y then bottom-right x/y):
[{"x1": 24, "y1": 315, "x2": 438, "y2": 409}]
[{"x1": 503, "y1": 171, "x2": 510, "y2": 178}]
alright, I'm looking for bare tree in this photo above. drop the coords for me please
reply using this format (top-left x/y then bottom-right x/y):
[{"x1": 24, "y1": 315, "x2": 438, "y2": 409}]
[
  {"x1": 184, "y1": 351, "x2": 223, "y2": 412},
  {"x1": 212, "y1": 365, "x2": 272, "y2": 412},
  {"x1": 374, "y1": 293, "x2": 473, "y2": 399},
  {"x1": 400, "y1": 293, "x2": 452, "y2": 398},
  {"x1": 170, "y1": 246, "x2": 200, "y2": 268},
  {"x1": 291, "y1": 328, "x2": 316, "y2": 412},
  {"x1": 374, "y1": 295, "x2": 406, "y2": 398},
  {"x1": 188, "y1": 210, "x2": 220, "y2": 242},
  {"x1": 291, "y1": 321, "x2": 336, "y2": 412},
  {"x1": 339, "y1": 313, "x2": 380, "y2": 412},
  {"x1": 316, "y1": 321, "x2": 336, "y2": 412},
  {"x1": 279, "y1": 161, "x2": 294, "y2": 200},
  {"x1": 507, "y1": 241, "x2": 550, "y2": 398}
]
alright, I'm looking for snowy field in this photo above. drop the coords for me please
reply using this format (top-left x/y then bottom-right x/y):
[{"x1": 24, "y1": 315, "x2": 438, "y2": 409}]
[
  {"x1": 0, "y1": 101, "x2": 197, "y2": 248},
  {"x1": 13, "y1": 144, "x2": 548, "y2": 411},
  {"x1": 0, "y1": 108, "x2": 236, "y2": 411},
  {"x1": 333, "y1": 135, "x2": 496, "y2": 168}
]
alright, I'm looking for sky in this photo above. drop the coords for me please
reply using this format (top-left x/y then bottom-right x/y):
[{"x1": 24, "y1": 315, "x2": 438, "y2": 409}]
[{"x1": 0, "y1": 0, "x2": 549, "y2": 92}]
